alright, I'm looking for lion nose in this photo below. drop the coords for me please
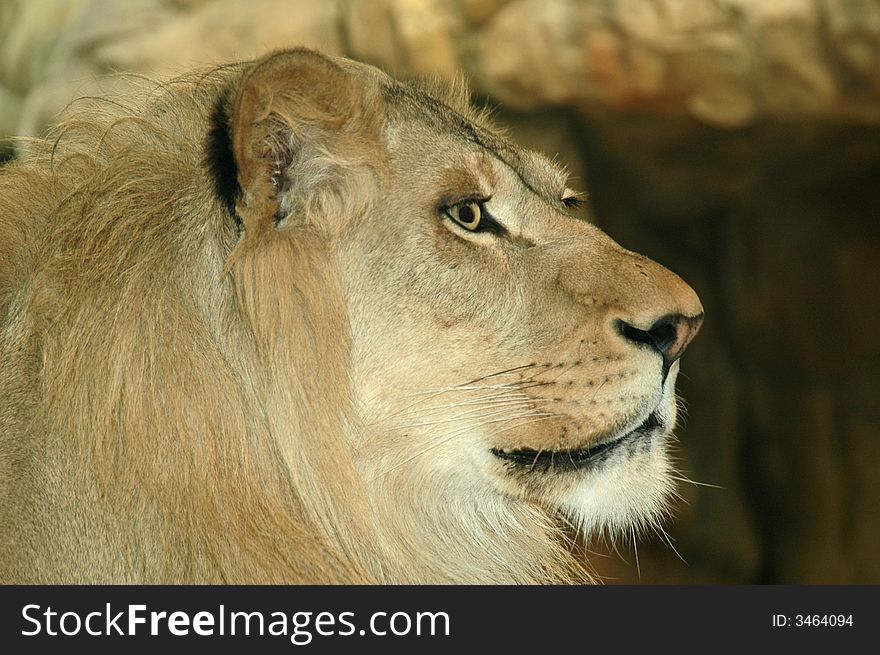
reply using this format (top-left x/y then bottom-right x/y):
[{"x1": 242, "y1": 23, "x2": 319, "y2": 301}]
[{"x1": 616, "y1": 313, "x2": 703, "y2": 372}]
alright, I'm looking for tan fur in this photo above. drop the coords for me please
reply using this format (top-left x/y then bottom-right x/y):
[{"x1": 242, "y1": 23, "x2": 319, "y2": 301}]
[{"x1": 0, "y1": 49, "x2": 702, "y2": 584}]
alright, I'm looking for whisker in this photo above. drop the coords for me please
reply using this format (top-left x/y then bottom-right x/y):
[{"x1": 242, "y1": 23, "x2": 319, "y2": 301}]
[
  {"x1": 402, "y1": 382, "x2": 527, "y2": 398},
  {"x1": 588, "y1": 359, "x2": 613, "y2": 400},
  {"x1": 390, "y1": 384, "x2": 519, "y2": 422},
  {"x1": 392, "y1": 377, "x2": 557, "y2": 423},
  {"x1": 390, "y1": 387, "x2": 474, "y2": 420},
  {"x1": 389, "y1": 399, "x2": 549, "y2": 430},
  {"x1": 436, "y1": 392, "x2": 545, "y2": 409},
  {"x1": 459, "y1": 363, "x2": 537, "y2": 387},
  {"x1": 392, "y1": 381, "x2": 536, "y2": 419},
  {"x1": 489, "y1": 414, "x2": 562, "y2": 438},
  {"x1": 668, "y1": 474, "x2": 724, "y2": 490},
  {"x1": 513, "y1": 380, "x2": 557, "y2": 391},
  {"x1": 392, "y1": 389, "x2": 546, "y2": 416},
  {"x1": 654, "y1": 525, "x2": 688, "y2": 565},
  {"x1": 631, "y1": 525, "x2": 641, "y2": 580},
  {"x1": 539, "y1": 361, "x2": 579, "y2": 384},
  {"x1": 368, "y1": 411, "x2": 555, "y2": 482},
  {"x1": 530, "y1": 448, "x2": 545, "y2": 470},
  {"x1": 667, "y1": 487, "x2": 689, "y2": 506}
]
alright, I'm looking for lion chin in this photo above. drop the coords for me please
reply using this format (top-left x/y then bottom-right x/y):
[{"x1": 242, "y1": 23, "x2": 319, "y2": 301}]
[{"x1": 0, "y1": 48, "x2": 702, "y2": 584}]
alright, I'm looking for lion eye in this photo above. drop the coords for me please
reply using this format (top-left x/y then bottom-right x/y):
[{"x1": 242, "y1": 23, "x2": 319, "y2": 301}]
[
  {"x1": 562, "y1": 189, "x2": 585, "y2": 209},
  {"x1": 445, "y1": 200, "x2": 482, "y2": 231}
]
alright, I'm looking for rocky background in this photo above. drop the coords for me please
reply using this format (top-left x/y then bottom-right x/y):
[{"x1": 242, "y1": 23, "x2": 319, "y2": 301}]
[{"x1": 2, "y1": 0, "x2": 878, "y2": 583}]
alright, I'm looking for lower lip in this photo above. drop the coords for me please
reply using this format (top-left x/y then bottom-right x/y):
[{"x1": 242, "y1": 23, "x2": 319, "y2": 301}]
[{"x1": 490, "y1": 411, "x2": 661, "y2": 472}]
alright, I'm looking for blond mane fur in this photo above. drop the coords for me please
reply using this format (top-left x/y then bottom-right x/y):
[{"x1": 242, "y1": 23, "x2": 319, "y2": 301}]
[{"x1": 0, "y1": 50, "x2": 702, "y2": 584}]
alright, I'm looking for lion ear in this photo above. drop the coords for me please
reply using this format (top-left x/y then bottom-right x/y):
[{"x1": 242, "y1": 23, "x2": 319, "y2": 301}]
[{"x1": 230, "y1": 48, "x2": 379, "y2": 238}]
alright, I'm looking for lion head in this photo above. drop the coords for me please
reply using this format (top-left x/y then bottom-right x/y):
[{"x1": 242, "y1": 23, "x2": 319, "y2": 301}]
[{"x1": 0, "y1": 49, "x2": 701, "y2": 583}]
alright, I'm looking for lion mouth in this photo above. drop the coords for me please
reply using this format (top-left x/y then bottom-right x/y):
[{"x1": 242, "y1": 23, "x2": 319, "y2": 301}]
[{"x1": 490, "y1": 411, "x2": 662, "y2": 472}]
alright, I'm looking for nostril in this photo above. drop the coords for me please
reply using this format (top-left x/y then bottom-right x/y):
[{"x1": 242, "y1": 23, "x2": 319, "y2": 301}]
[
  {"x1": 615, "y1": 313, "x2": 703, "y2": 366},
  {"x1": 616, "y1": 320, "x2": 660, "y2": 350},
  {"x1": 647, "y1": 317, "x2": 681, "y2": 356}
]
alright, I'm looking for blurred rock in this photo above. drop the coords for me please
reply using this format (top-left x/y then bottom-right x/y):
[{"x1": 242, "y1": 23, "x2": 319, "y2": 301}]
[
  {"x1": 344, "y1": 0, "x2": 403, "y2": 72},
  {"x1": 457, "y1": 0, "x2": 510, "y2": 25},
  {"x1": 473, "y1": 0, "x2": 588, "y2": 109},
  {"x1": 5, "y1": 0, "x2": 880, "y2": 135}
]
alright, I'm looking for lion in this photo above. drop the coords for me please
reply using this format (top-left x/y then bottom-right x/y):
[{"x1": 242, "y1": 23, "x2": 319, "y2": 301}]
[{"x1": 0, "y1": 49, "x2": 702, "y2": 584}]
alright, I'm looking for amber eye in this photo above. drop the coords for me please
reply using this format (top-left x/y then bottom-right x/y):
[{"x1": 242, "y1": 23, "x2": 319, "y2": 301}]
[{"x1": 445, "y1": 200, "x2": 482, "y2": 231}]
